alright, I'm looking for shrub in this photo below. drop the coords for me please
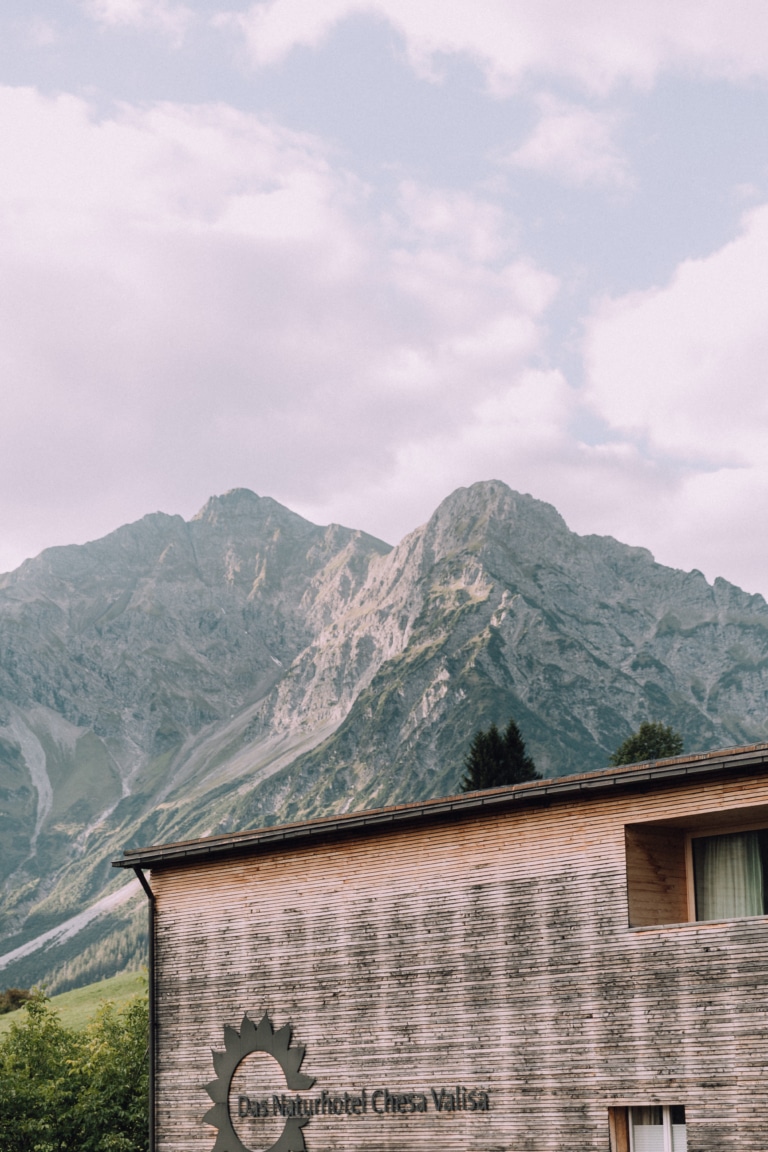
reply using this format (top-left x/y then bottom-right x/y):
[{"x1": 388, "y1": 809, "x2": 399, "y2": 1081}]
[{"x1": 0, "y1": 989, "x2": 148, "y2": 1152}]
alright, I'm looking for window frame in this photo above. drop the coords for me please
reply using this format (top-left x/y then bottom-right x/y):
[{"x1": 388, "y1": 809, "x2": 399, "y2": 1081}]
[
  {"x1": 609, "y1": 1105, "x2": 686, "y2": 1152},
  {"x1": 686, "y1": 820, "x2": 768, "y2": 922},
  {"x1": 629, "y1": 1105, "x2": 684, "y2": 1152},
  {"x1": 625, "y1": 806, "x2": 768, "y2": 929}
]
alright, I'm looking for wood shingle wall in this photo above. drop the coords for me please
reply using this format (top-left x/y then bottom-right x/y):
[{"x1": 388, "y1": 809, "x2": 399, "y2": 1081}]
[{"x1": 149, "y1": 771, "x2": 768, "y2": 1151}]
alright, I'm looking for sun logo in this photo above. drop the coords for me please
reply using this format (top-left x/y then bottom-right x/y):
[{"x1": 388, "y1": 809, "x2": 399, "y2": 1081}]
[{"x1": 204, "y1": 1012, "x2": 316, "y2": 1152}]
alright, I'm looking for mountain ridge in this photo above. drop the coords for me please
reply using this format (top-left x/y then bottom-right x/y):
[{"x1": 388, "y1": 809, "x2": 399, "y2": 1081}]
[{"x1": 1, "y1": 479, "x2": 768, "y2": 992}]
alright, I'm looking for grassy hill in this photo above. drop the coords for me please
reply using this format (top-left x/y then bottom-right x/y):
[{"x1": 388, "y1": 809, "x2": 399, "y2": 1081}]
[{"x1": 0, "y1": 968, "x2": 146, "y2": 1034}]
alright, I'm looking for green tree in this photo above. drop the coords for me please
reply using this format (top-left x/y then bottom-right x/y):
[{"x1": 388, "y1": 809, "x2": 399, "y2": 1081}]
[
  {"x1": 609, "y1": 721, "x2": 684, "y2": 767},
  {"x1": 0, "y1": 988, "x2": 32, "y2": 1015},
  {"x1": 0, "y1": 989, "x2": 148, "y2": 1152},
  {"x1": 0, "y1": 993, "x2": 83, "y2": 1152},
  {"x1": 461, "y1": 718, "x2": 540, "y2": 792},
  {"x1": 74, "y1": 997, "x2": 149, "y2": 1152}
]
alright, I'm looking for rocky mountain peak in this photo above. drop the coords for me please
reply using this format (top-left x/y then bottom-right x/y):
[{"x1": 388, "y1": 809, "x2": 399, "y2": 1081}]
[
  {"x1": 417, "y1": 480, "x2": 570, "y2": 566},
  {"x1": 2, "y1": 483, "x2": 768, "y2": 996},
  {"x1": 191, "y1": 487, "x2": 313, "y2": 532}
]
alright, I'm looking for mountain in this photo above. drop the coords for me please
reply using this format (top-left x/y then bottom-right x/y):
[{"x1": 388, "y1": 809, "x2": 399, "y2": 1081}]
[{"x1": 2, "y1": 480, "x2": 768, "y2": 992}]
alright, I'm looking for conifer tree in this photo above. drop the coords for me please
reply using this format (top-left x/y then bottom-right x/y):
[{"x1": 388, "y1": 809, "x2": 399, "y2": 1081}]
[
  {"x1": 461, "y1": 718, "x2": 539, "y2": 792},
  {"x1": 609, "y1": 721, "x2": 684, "y2": 767}
]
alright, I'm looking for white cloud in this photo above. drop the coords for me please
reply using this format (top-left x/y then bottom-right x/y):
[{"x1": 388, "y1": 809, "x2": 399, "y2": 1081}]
[
  {"x1": 28, "y1": 17, "x2": 60, "y2": 47},
  {"x1": 582, "y1": 202, "x2": 768, "y2": 592},
  {"x1": 81, "y1": 0, "x2": 193, "y2": 39},
  {"x1": 394, "y1": 182, "x2": 511, "y2": 264},
  {"x1": 584, "y1": 204, "x2": 768, "y2": 464},
  {"x1": 505, "y1": 96, "x2": 629, "y2": 188},
  {"x1": 220, "y1": 0, "x2": 768, "y2": 93}
]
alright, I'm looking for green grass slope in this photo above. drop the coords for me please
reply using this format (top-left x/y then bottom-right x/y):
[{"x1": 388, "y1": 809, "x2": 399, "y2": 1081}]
[{"x1": 0, "y1": 968, "x2": 146, "y2": 1034}]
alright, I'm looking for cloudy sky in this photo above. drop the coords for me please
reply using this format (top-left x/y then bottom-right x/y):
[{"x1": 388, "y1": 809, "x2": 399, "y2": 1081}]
[{"x1": 2, "y1": 2, "x2": 768, "y2": 594}]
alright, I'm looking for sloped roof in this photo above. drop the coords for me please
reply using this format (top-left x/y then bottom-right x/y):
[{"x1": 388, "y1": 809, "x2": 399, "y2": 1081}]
[{"x1": 113, "y1": 741, "x2": 768, "y2": 871}]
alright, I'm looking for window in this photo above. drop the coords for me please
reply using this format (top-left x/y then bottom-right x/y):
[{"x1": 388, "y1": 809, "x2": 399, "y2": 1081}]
[
  {"x1": 609, "y1": 1106, "x2": 686, "y2": 1152},
  {"x1": 629, "y1": 1106, "x2": 686, "y2": 1152},
  {"x1": 692, "y1": 830, "x2": 768, "y2": 920},
  {"x1": 625, "y1": 807, "x2": 768, "y2": 927}
]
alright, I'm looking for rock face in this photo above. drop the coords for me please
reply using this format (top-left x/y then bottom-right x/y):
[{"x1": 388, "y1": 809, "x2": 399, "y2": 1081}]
[{"x1": 2, "y1": 480, "x2": 768, "y2": 991}]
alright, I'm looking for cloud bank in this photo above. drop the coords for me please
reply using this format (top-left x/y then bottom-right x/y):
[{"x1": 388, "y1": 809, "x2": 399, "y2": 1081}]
[
  {"x1": 224, "y1": 0, "x2": 768, "y2": 92},
  {"x1": 0, "y1": 87, "x2": 567, "y2": 568},
  {"x1": 3, "y1": 4, "x2": 768, "y2": 600},
  {"x1": 583, "y1": 205, "x2": 768, "y2": 590}
]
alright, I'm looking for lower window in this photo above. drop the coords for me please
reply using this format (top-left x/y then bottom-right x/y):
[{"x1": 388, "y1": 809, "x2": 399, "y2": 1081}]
[{"x1": 610, "y1": 1105, "x2": 686, "y2": 1152}]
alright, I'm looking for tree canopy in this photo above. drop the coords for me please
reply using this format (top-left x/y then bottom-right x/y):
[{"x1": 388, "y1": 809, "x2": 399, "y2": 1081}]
[
  {"x1": 0, "y1": 988, "x2": 32, "y2": 1015},
  {"x1": 609, "y1": 721, "x2": 684, "y2": 767},
  {"x1": 461, "y1": 718, "x2": 540, "y2": 792},
  {"x1": 0, "y1": 989, "x2": 148, "y2": 1152}
]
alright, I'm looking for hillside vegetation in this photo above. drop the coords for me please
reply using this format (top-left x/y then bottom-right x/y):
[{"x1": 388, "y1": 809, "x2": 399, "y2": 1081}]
[{"x1": 0, "y1": 970, "x2": 146, "y2": 1035}]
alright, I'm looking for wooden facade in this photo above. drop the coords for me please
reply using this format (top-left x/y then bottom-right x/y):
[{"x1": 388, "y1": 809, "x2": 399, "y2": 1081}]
[{"x1": 115, "y1": 744, "x2": 768, "y2": 1152}]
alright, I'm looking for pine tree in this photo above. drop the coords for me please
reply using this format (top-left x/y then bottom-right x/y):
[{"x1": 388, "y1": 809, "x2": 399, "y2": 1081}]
[
  {"x1": 461, "y1": 718, "x2": 540, "y2": 792},
  {"x1": 609, "y1": 721, "x2": 684, "y2": 767}
]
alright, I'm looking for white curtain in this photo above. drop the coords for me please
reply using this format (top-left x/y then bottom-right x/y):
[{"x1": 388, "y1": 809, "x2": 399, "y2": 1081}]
[
  {"x1": 631, "y1": 1107, "x2": 664, "y2": 1152},
  {"x1": 671, "y1": 1122, "x2": 688, "y2": 1151},
  {"x1": 630, "y1": 1107, "x2": 687, "y2": 1152},
  {"x1": 694, "y1": 832, "x2": 763, "y2": 920}
]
